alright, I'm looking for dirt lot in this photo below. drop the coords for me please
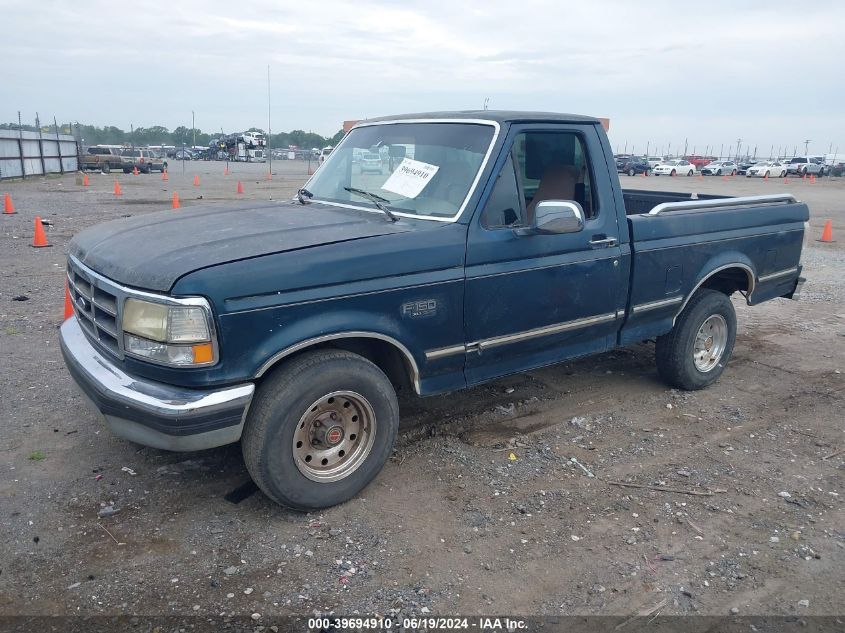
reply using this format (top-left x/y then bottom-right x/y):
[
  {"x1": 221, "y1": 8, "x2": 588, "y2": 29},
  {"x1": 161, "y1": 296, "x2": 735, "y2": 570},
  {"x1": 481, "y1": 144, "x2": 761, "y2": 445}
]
[{"x1": 1, "y1": 163, "x2": 843, "y2": 621}]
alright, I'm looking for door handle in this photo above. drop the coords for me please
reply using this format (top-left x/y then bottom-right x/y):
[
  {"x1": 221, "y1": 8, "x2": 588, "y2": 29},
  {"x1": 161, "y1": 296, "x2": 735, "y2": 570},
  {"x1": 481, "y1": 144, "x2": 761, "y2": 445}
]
[{"x1": 589, "y1": 237, "x2": 618, "y2": 248}]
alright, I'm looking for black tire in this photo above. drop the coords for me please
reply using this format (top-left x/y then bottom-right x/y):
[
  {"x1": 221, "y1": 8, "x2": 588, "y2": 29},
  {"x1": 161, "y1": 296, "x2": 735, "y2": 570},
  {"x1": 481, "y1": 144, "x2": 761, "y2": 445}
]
[
  {"x1": 655, "y1": 289, "x2": 737, "y2": 391},
  {"x1": 687, "y1": 170, "x2": 694, "y2": 176},
  {"x1": 242, "y1": 349, "x2": 400, "y2": 511},
  {"x1": 670, "y1": 169, "x2": 676, "y2": 177},
  {"x1": 101, "y1": 162, "x2": 110, "y2": 174},
  {"x1": 716, "y1": 169, "x2": 722, "y2": 176},
  {"x1": 628, "y1": 168, "x2": 635, "y2": 176}
]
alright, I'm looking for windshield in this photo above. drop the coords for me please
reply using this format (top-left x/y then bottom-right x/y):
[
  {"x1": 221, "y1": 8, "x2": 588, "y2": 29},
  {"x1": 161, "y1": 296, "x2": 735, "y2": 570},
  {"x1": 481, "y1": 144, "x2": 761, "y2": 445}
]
[{"x1": 306, "y1": 122, "x2": 496, "y2": 219}]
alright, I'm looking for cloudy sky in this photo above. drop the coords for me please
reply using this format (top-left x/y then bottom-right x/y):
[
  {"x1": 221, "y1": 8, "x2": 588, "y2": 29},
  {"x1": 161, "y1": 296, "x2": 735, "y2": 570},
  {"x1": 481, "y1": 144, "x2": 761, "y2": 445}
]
[{"x1": 3, "y1": 0, "x2": 844, "y2": 156}]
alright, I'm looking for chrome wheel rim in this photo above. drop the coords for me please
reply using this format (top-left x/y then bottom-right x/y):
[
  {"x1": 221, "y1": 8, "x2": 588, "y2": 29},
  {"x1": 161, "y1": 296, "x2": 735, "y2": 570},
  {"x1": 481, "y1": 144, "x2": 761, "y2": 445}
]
[
  {"x1": 292, "y1": 391, "x2": 376, "y2": 482},
  {"x1": 693, "y1": 314, "x2": 728, "y2": 372}
]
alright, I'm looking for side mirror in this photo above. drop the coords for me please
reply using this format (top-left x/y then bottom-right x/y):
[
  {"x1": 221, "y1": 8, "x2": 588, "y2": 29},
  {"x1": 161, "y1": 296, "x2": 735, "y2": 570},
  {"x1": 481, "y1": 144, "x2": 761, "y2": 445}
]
[{"x1": 515, "y1": 200, "x2": 585, "y2": 236}]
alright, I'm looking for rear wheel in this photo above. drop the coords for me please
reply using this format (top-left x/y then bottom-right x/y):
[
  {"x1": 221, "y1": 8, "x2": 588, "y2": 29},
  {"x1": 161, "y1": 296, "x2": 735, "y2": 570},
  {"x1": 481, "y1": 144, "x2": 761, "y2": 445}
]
[
  {"x1": 716, "y1": 169, "x2": 722, "y2": 176},
  {"x1": 655, "y1": 289, "x2": 737, "y2": 390},
  {"x1": 670, "y1": 169, "x2": 676, "y2": 177},
  {"x1": 687, "y1": 170, "x2": 694, "y2": 176},
  {"x1": 101, "y1": 162, "x2": 110, "y2": 174},
  {"x1": 242, "y1": 349, "x2": 400, "y2": 510},
  {"x1": 628, "y1": 168, "x2": 635, "y2": 176},
  {"x1": 731, "y1": 169, "x2": 737, "y2": 176},
  {"x1": 780, "y1": 170, "x2": 786, "y2": 177}
]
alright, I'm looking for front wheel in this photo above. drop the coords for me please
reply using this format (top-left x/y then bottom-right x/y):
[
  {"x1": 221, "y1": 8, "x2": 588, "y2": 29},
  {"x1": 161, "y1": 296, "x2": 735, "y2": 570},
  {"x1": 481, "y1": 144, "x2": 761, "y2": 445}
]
[
  {"x1": 670, "y1": 169, "x2": 676, "y2": 177},
  {"x1": 242, "y1": 349, "x2": 399, "y2": 511},
  {"x1": 780, "y1": 170, "x2": 786, "y2": 178},
  {"x1": 628, "y1": 168, "x2": 635, "y2": 177},
  {"x1": 688, "y1": 170, "x2": 694, "y2": 176},
  {"x1": 655, "y1": 289, "x2": 737, "y2": 390}
]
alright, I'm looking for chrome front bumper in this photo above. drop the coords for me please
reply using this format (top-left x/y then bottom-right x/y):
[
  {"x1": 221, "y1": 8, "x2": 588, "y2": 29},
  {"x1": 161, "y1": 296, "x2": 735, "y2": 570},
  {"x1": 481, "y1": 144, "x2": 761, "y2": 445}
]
[{"x1": 59, "y1": 317, "x2": 254, "y2": 451}]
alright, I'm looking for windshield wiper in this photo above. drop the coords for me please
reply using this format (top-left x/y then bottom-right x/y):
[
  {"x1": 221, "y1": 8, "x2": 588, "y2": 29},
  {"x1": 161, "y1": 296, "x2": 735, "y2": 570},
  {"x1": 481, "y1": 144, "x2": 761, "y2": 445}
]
[
  {"x1": 297, "y1": 188, "x2": 314, "y2": 205},
  {"x1": 344, "y1": 187, "x2": 398, "y2": 222}
]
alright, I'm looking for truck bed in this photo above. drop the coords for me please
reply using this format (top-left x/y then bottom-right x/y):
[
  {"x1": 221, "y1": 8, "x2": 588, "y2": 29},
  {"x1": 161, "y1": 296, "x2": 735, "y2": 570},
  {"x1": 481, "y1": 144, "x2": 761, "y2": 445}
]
[{"x1": 619, "y1": 191, "x2": 809, "y2": 345}]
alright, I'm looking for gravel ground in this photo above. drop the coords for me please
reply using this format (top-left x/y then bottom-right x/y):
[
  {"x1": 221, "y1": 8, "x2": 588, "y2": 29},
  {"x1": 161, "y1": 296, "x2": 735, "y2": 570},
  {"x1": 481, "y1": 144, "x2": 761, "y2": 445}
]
[{"x1": 1, "y1": 164, "x2": 843, "y2": 620}]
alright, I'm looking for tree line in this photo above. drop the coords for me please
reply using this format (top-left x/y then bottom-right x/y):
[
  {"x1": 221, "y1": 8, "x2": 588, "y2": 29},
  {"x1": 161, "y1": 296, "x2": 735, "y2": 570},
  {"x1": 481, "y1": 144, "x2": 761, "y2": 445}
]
[{"x1": 0, "y1": 122, "x2": 345, "y2": 149}]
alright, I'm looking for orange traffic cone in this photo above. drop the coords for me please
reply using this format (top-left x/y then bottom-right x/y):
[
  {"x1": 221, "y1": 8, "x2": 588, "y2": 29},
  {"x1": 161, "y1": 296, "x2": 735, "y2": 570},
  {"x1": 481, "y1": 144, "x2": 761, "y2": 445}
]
[
  {"x1": 172, "y1": 192, "x2": 180, "y2": 209},
  {"x1": 224, "y1": 166, "x2": 229, "y2": 176},
  {"x1": 764, "y1": 173, "x2": 768, "y2": 181},
  {"x1": 3, "y1": 193, "x2": 15, "y2": 214},
  {"x1": 802, "y1": 173, "x2": 807, "y2": 181},
  {"x1": 722, "y1": 175, "x2": 728, "y2": 182},
  {"x1": 82, "y1": 173, "x2": 90, "y2": 186},
  {"x1": 819, "y1": 220, "x2": 833, "y2": 242},
  {"x1": 133, "y1": 166, "x2": 139, "y2": 176},
  {"x1": 161, "y1": 170, "x2": 169, "y2": 181},
  {"x1": 31, "y1": 216, "x2": 50, "y2": 248},
  {"x1": 64, "y1": 282, "x2": 74, "y2": 320},
  {"x1": 783, "y1": 176, "x2": 789, "y2": 184},
  {"x1": 193, "y1": 175, "x2": 200, "y2": 186},
  {"x1": 236, "y1": 180, "x2": 244, "y2": 194},
  {"x1": 810, "y1": 175, "x2": 816, "y2": 184},
  {"x1": 113, "y1": 181, "x2": 122, "y2": 196},
  {"x1": 698, "y1": 173, "x2": 704, "y2": 180},
  {"x1": 266, "y1": 171, "x2": 272, "y2": 180}
]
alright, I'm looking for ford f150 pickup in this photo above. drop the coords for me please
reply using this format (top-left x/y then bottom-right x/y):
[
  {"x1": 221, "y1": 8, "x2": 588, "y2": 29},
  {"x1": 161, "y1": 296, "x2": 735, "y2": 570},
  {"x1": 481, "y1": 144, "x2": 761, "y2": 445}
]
[{"x1": 60, "y1": 111, "x2": 809, "y2": 510}]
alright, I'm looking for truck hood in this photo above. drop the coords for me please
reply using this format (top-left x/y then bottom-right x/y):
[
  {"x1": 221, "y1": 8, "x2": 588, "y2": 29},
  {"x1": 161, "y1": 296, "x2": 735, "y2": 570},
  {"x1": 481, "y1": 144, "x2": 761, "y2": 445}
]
[{"x1": 69, "y1": 200, "x2": 414, "y2": 292}]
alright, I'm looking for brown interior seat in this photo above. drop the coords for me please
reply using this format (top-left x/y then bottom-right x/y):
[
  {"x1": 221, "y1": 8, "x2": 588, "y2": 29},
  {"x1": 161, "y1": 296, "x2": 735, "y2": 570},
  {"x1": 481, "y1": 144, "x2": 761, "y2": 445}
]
[{"x1": 526, "y1": 164, "x2": 580, "y2": 222}]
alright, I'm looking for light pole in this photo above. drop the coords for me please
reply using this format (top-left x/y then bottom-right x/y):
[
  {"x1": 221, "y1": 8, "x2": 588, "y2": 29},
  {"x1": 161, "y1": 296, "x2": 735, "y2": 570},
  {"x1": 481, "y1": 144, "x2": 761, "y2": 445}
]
[
  {"x1": 804, "y1": 139, "x2": 811, "y2": 155},
  {"x1": 192, "y1": 111, "x2": 196, "y2": 150}
]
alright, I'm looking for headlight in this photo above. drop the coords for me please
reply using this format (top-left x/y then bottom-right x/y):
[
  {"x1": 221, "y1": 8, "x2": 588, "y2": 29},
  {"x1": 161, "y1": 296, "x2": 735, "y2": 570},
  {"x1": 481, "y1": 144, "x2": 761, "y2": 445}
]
[{"x1": 122, "y1": 298, "x2": 215, "y2": 366}]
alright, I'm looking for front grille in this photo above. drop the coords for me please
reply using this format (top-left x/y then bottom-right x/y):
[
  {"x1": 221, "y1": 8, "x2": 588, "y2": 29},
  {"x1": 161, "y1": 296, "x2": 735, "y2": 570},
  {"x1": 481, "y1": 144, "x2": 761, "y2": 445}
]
[{"x1": 67, "y1": 258, "x2": 124, "y2": 358}]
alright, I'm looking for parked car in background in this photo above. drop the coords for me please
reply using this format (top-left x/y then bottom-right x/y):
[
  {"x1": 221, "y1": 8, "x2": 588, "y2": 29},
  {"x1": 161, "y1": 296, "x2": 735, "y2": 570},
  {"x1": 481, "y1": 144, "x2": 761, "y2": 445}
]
[
  {"x1": 746, "y1": 161, "x2": 787, "y2": 178},
  {"x1": 653, "y1": 159, "x2": 696, "y2": 176},
  {"x1": 82, "y1": 146, "x2": 130, "y2": 173},
  {"x1": 359, "y1": 152, "x2": 383, "y2": 174},
  {"x1": 737, "y1": 160, "x2": 756, "y2": 176},
  {"x1": 786, "y1": 157, "x2": 825, "y2": 176},
  {"x1": 121, "y1": 148, "x2": 167, "y2": 173},
  {"x1": 646, "y1": 156, "x2": 664, "y2": 168},
  {"x1": 318, "y1": 146, "x2": 334, "y2": 164},
  {"x1": 701, "y1": 161, "x2": 738, "y2": 176},
  {"x1": 830, "y1": 162, "x2": 845, "y2": 177},
  {"x1": 683, "y1": 155, "x2": 711, "y2": 170},
  {"x1": 174, "y1": 149, "x2": 194, "y2": 161},
  {"x1": 616, "y1": 156, "x2": 650, "y2": 176}
]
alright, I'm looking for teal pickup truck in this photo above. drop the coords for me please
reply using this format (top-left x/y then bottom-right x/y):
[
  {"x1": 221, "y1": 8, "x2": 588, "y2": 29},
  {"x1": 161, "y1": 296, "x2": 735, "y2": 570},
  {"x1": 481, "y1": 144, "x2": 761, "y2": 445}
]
[{"x1": 61, "y1": 111, "x2": 808, "y2": 510}]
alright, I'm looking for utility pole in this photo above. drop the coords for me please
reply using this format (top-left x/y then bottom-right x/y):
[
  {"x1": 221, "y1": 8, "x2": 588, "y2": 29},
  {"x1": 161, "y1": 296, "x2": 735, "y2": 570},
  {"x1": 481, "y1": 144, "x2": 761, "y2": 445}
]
[
  {"x1": 804, "y1": 139, "x2": 811, "y2": 155},
  {"x1": 483, "y1": 97, "x2": 490, "y2": 110},
  {"x1": 735, "y1": 138, "x2": 742, "y2": 161},
  {"x1": 192, "y1": 111, "x2": 196, "y2": 149},
  {"x1": 267, "y1": 64, "x2": 272, "y2": 177}
]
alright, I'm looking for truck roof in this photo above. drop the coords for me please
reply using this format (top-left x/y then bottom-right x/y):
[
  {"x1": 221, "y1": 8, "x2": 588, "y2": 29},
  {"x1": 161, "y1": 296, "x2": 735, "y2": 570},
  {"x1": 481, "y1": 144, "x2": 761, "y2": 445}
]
[{"x1": 360, "y1": 110, "x2": 601, "y2": 126}]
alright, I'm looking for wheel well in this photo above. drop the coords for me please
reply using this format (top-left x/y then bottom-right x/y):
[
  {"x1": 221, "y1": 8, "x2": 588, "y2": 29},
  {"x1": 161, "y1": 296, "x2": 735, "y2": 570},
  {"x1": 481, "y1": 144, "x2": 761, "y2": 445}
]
[
  {"x1": 259, "y1": 337, "x2": 417, "y2": 395},
  {"x1": 699, "y1": 266, "x2": 752, "y2": 296}
]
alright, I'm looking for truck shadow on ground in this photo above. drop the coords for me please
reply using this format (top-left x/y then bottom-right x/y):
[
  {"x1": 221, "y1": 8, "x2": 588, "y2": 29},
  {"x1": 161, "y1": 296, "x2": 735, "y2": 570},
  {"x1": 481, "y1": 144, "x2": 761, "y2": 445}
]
[{"x1": 135, "y1": 342, "x2": 665, "y2": 512}]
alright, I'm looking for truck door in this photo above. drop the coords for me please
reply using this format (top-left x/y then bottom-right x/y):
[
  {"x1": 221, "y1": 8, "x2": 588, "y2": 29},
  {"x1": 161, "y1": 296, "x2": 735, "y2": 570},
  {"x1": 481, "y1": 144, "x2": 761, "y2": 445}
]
[{"x1": 463, "y1": 124, "x2": 624, "y2": 385}]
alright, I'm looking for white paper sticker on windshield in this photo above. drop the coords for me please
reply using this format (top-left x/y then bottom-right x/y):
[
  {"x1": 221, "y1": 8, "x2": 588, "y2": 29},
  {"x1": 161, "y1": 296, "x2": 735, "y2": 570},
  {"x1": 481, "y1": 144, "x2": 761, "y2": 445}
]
[{"x1": 381, "y1": 158, "x2": 439, "y2": 199}]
